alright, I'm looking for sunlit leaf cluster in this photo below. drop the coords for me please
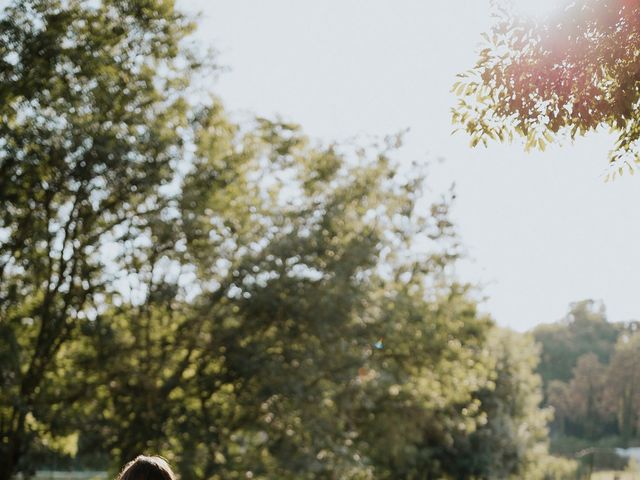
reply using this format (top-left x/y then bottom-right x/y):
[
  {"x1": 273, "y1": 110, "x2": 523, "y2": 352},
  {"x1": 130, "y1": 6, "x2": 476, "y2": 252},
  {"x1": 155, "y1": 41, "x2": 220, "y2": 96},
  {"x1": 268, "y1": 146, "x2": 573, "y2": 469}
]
[{"x1": 453, "y1": 0, "x2": 640, "y2": 177}]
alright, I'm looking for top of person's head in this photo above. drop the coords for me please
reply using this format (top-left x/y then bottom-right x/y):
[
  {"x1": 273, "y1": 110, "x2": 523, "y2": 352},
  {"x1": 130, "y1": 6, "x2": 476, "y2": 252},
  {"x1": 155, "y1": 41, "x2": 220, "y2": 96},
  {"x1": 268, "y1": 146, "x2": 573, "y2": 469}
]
[{"x1": 116, "y1": 455, "x2": 176, "y2": 480}]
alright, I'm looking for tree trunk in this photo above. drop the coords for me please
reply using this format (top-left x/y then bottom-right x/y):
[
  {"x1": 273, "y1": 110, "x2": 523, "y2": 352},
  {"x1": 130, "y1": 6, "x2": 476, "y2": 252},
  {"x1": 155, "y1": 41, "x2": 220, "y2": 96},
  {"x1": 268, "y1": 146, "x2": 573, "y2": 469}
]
[{"x1": 1, "y1": 426, "x2": 24, "y2": 480}]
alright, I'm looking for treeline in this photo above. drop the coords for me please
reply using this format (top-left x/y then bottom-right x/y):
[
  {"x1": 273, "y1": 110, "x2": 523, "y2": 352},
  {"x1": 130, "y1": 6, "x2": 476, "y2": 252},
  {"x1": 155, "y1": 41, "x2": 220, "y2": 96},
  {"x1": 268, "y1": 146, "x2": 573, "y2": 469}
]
[
  {"x1": 534, "y1": 300, "x2": 640, "y2": 447},
  {"x1": 0, "y1": 1, "x2": 577, "y2": 479}
]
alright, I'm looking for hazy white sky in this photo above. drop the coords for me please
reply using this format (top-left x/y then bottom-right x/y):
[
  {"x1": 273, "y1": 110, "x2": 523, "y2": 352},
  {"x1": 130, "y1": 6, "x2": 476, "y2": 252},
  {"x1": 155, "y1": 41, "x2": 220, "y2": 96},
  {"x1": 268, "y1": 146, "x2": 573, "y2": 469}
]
[{"x1": 182, "y1": 0, "x2": 640, "y2": 331}]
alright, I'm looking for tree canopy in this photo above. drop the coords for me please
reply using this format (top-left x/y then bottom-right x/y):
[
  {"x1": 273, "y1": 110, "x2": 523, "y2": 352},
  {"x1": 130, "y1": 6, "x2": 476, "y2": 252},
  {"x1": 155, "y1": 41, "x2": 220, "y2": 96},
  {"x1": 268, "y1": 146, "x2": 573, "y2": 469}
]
[
  {"x1": 534, "y1": 300, "x2": 640, "y2": 457},
  {"x1": 533, "y1": 300, "x2": 618, "y2": 388},
  {"x1": 0, "y1": 1, "x2": 570, "y2": 479},
  {"x1": 453, "y1": 0, "x2": 640, "y2": 175},
  {"x1": 0, "y1": 0, "x2": 197, "y2": 477}
]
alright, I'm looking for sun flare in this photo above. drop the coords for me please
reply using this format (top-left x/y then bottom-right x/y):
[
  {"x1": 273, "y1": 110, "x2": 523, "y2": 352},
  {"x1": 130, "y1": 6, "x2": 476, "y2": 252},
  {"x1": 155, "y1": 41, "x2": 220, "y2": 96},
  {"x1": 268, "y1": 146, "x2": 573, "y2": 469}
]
[{"x1": 510, "y1": 0, "x2": 572, "y2": 19}]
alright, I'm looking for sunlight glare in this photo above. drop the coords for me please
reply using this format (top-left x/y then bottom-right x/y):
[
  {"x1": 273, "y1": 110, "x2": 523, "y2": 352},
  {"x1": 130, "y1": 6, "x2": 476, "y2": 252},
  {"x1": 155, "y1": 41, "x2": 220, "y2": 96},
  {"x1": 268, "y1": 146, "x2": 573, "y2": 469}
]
[{"x1": 510, "y1": 0, "x2": 571, "y2": 19}]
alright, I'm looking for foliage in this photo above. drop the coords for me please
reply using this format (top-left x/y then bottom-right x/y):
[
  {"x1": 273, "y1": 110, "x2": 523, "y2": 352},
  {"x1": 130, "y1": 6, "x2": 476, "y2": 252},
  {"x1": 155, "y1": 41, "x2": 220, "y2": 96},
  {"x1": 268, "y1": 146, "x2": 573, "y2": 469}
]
[
  {"x1": 535, "y1": 301, "x2": 640, "y2": 458},
  {"x1": 550, "y1": 354, "x2": 613, "y2": 439},
  {"x1": 604, "y1": 333, "x2": 640, "y2": 446},
  {"x1": 436, "y1": 328, "x2": 554, "y2": 479},
  {"x1": 0, "y1": 0, "x2": 198, "y2": 478},
  {"x1": 0, "y1": 0, "x2": 559, "y2": 479},
  {"x1": 530, "y1": 454, "x2": 578, "y2": 480},
  {"x1": 533, "y1": 300, "x2": 617, "y2": 388},
  {"x1": 73, "y1": 108, "x2": 526, "y2": 479},
  {"x1": 452, "y1": 0, "x2": 640, "y2": 174}
]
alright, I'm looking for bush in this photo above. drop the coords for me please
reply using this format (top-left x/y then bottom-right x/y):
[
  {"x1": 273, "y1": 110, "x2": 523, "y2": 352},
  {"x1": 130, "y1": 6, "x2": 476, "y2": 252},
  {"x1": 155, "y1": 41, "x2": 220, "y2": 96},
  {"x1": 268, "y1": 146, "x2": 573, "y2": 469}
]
[{"x1": 529, "y1": 454, "x2": 579, "y2": 480}]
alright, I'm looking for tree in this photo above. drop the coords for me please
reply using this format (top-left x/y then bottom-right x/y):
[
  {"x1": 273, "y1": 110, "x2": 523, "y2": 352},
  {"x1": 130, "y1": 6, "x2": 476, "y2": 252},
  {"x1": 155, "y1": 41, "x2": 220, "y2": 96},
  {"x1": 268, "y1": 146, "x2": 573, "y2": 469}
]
[
  {"x1": 345, "y1": 284, "x2": 495, "y2": 480},
  {"x1": 533, "y1": 300, "x2": 617, "y2": 389},
  {"x1": 452, "y1": 0, "x2": 640, "y2": 173},
  {"x1": 534, "y1": 301, "x2": 640, "y2": 443},
  {"x1": 547, "y1": 380, "x2": 571, "y2": 436},
  {"x1": 76, "y1": 110, "x2": 501, "y2": 479},
  {"x1": 564, "y1": 353, "x2": 609, "y2": 439},
  {"x1": 0, "y1": 0, "x2": 201, "y2": 477},
  {"x1": 605, "y1": 333, "x2": 640, "y2": 446},
  {"x1": 434, "y1": 328, "x2": 557, "y2": 480},
  {"x1": 1, "y1": 1, "x2": 562, "y2": 478}
]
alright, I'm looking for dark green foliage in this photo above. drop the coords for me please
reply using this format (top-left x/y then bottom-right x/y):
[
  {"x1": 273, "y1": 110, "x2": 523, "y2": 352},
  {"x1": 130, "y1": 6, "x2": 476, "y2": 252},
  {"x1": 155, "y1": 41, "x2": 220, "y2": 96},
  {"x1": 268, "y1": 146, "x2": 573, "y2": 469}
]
[
  {"x1": 535, "y1": 301, "x2": 640, "y2": 456},
  {"x1": 0, "y1": 1, "x2": 562, "y2": 479},
  {"x1": 0, "y1": 1, "x2": 196, "y2": 478},
  {"x1": 435, "y1": 329, "x2": 551, "y2": 479},
  {"x1": 533, "y1": 301, "x2": 618, "y2": 388},
  {"x1": 74, "y1": 112, "x2": 508, "y2": 479}
]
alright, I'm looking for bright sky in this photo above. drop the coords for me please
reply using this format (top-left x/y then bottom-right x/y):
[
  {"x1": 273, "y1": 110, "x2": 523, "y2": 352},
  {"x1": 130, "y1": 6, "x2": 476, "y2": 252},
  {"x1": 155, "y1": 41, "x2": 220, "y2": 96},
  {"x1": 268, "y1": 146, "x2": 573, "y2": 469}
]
[{"x1": 182, "y1": 0, "x2": 640, "y2": 331}]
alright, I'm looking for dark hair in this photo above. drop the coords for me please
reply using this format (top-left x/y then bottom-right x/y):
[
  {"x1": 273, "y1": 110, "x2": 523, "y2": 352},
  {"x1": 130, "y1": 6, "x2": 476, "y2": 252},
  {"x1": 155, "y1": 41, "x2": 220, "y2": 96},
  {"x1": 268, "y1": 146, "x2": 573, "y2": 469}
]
[{"x1": 116, "y1": 455, "x2": 176, "y2": 480}]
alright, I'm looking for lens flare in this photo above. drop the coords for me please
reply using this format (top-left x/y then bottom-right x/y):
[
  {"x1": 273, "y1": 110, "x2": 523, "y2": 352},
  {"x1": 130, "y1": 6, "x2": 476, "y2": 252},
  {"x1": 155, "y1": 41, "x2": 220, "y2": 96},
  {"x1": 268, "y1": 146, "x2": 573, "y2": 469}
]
[{"x1": 510, "y1": 0, "x2": 570, "y2": 19}]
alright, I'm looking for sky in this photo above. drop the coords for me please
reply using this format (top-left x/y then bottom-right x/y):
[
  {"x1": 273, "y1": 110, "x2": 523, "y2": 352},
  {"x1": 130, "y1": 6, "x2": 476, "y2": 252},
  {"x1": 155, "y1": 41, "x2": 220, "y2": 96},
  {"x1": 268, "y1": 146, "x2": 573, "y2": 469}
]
[{"x1": 181, "y1": 0, "x2": 640, "y2": 331}]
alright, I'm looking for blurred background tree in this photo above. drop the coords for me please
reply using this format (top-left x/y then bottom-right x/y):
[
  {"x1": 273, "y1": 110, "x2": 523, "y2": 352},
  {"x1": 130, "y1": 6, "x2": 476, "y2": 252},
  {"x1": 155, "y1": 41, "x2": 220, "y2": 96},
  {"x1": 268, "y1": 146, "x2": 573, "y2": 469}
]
[
  {"x1": 533, "y1": 301, "x2": 617, "y2": 390},
  {"x1": 433, "y1": 328, "x2": 552, "y2": 479},
  {"x1": 533, "y1": 301, "x2": 640, "y2": 471},
  {"x1": 0, "y1": 1, "x2": 572, "y2": 479},
  {"x1": 604, "y1": 333, "x2": 640, "y2": 447}
]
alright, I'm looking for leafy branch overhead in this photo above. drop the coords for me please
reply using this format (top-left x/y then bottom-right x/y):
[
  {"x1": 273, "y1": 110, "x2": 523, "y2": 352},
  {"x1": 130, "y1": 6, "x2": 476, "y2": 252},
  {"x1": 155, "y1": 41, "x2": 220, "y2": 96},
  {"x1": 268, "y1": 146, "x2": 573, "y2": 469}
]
[{"x1": 452, "y1": 0, "x2": 640, "y2": 177}]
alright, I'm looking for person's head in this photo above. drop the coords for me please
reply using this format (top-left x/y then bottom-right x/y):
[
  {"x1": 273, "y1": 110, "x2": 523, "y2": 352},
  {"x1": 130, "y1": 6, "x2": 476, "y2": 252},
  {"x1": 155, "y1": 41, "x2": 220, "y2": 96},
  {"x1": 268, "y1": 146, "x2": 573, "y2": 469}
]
[{"x1": 116, "y1": 455, "x2": 176, "y2": 480}]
